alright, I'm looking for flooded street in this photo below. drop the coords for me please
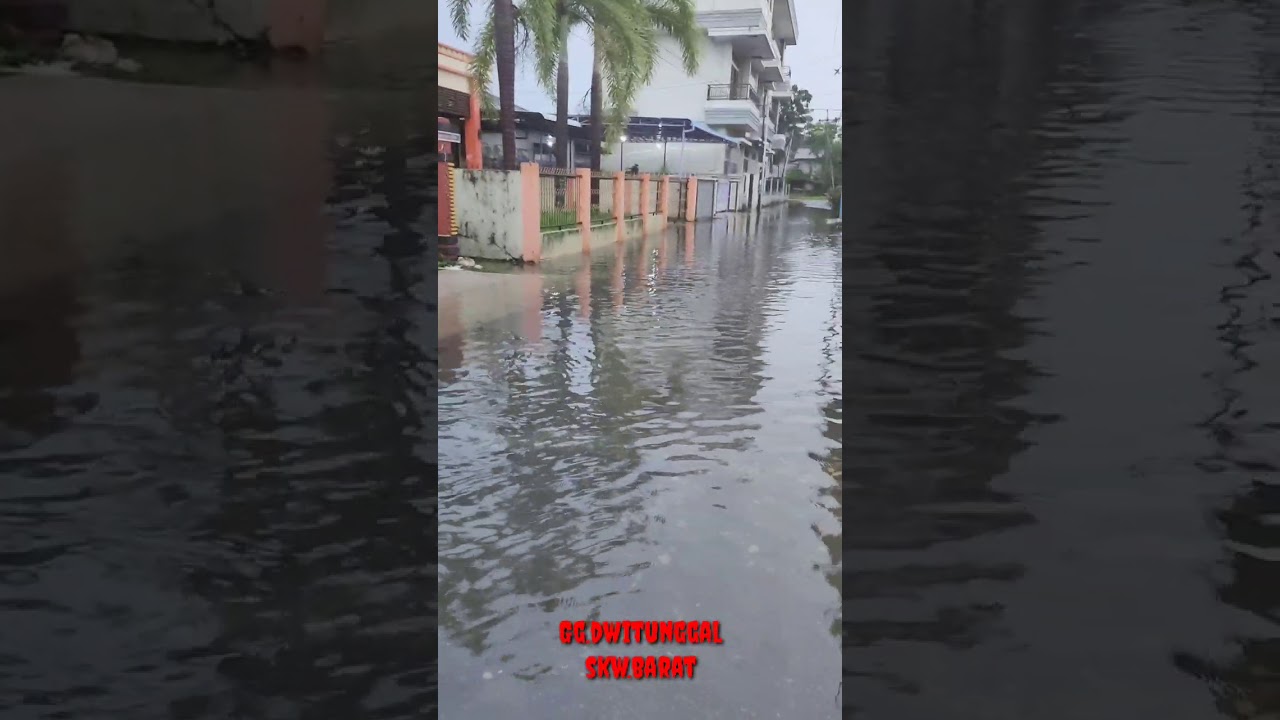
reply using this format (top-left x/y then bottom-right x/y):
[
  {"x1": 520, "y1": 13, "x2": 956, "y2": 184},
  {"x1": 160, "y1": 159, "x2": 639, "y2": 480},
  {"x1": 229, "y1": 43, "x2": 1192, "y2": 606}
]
[
  {"x1": 0, "y1": 77, "x2": 437, "y2": 718},
  {"x1": 438, "y1": 211, "x2": 843, "y2": 718},
  {"x1": 845, "y1": 1, "x2": 1280, "y2": 718}
]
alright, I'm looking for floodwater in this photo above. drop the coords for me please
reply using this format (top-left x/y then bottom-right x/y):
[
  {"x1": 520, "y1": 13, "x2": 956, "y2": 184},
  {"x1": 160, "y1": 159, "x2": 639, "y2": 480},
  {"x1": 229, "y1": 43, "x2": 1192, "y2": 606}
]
[
  {"x1": 438, "y1": 211, "x2": 843, "y2": 718},
  {"x1": 0, "y1": 76, "x2": 437, "y2": 718},
  {"x1": 844, "y1": 1, "x2": 1280, "y2": 718}
]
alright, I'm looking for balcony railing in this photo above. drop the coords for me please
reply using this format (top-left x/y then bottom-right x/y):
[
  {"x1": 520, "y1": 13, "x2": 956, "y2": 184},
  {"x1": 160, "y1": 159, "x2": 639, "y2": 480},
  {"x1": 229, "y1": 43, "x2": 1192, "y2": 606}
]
[{"x1": 707, "y1": 83, "x2": 760, "y2": 105}]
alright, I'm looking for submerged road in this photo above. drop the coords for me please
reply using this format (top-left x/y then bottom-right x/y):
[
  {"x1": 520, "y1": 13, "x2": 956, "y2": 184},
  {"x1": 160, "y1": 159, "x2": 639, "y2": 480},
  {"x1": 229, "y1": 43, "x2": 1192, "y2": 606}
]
[
  {"x1": 844, "y1": 1, "x2": 1280, "y2": 718},
  {"x1": 438, "y1": 211, "x2": 844, "y2": 718}
]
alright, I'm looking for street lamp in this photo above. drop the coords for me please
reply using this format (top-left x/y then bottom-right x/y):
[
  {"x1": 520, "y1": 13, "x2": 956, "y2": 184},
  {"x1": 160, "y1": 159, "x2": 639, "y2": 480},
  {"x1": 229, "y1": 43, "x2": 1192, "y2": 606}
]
[{"x1": 620, "y1": 135, "x2": 627, "y2": 171}]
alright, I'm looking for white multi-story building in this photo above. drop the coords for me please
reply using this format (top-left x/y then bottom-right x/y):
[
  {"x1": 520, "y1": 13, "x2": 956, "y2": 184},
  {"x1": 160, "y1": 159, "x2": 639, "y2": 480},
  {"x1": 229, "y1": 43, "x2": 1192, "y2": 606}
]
[{"x1": 602, "y1": 0, "x2": 799, "y2": 211}]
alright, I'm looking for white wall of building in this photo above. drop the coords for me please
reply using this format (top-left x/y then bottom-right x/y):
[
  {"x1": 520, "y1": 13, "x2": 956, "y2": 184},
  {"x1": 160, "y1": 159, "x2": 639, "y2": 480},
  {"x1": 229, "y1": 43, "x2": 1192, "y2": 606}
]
[
  {"x1": 631, "y1": 38, "x2": 732, "y2": 122},
  {"x1": 602, "y1": 141, "x2": 729, "y2": 176}
]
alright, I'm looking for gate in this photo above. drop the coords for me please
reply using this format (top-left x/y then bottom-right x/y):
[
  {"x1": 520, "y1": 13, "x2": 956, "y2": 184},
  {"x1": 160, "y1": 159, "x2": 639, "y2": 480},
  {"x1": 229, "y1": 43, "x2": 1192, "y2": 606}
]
[
  {"x1": 696, "y1": 179, "x2": 716, "y2": 218},
  {"x1": 714, "y1": 180, "x2": 732, "y2": 214}
]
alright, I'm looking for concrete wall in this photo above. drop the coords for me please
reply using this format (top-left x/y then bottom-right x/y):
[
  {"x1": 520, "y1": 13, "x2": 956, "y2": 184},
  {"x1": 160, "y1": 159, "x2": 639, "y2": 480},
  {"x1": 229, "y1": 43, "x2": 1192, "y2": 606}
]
[
  {"x1": 438, "y1": 44, "x2": 470, "y2": 95},
  {"x1": 454, "y1": 169, "x2": 526, "y2": 262}
]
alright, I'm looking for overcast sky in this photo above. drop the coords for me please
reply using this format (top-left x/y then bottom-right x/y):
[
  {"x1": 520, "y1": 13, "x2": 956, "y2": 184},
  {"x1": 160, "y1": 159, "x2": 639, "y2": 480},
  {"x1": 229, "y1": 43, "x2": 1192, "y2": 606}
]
[{"x1": 437, "y1": 0, "x2": 843, "y2": 120}]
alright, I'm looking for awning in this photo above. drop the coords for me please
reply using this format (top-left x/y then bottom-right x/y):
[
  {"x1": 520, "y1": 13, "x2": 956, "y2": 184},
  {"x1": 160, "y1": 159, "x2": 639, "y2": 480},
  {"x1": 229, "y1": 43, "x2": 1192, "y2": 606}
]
[
  {"x1": 575, "y1": 116, "x2": 744, "y2": 144},
  {"x1": 690, "y1": 121, "x2": 746, "y2": 145}
]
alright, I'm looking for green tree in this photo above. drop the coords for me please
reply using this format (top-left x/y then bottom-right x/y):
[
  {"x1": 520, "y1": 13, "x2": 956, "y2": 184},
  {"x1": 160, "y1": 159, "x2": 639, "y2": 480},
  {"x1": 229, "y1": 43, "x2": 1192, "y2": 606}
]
[
  {"x1": 456, "y1": 0, "x2": 700, "y2": 173},
  {"x1": 588, "y1": 0, "x2": 703, "y2": 172},
  {"x1": 777, "y1": 86, "x2": 813, "y2": 152},
  {"x1": 448, "y1": 0, "x2": 522, "y2": 170},
  {"x1": 805, "y1": 120, "x2": 842, "y2": 192}
]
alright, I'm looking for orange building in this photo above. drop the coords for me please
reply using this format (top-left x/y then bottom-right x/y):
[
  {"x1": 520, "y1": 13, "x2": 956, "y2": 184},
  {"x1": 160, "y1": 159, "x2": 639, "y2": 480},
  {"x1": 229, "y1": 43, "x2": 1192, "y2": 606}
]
[{"x1": 437, "y1": 42, "x2": 483, "y2": 170}]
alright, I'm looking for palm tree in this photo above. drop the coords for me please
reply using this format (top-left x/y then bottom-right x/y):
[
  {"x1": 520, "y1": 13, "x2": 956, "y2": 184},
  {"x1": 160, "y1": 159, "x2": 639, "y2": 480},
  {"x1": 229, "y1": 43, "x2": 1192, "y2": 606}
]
[
  {"x1": 448, "y1": 0, "x2": 522, "y2": 169},
  {"x1": 458, "y1": 0, "x2": 702, "y2": 174},
  {"x1": 588, "y1": 0, "x2": 703, "y2": 172}
]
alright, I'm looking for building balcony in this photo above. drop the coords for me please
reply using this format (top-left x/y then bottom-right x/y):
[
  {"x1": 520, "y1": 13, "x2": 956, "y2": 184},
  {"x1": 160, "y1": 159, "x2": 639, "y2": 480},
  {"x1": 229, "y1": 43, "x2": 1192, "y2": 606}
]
[
  {"x1": 705, "y1": 84, "x2": 763, "y2": 131},
  {"x1": 696, "y1": 0, "x2": 782, "y2": 62},
  {"x1": 774, "y1": 65, "x2": 791, "y2": 92},
  {"x1": 758, "y1": 58, "x2": 784, "y2": 84}
]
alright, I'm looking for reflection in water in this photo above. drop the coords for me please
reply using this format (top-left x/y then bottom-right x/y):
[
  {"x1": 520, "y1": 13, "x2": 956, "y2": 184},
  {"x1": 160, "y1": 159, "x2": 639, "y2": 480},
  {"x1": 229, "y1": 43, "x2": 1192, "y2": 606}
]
[
  {"x1": 0, "y1": 88, "x2": 436, "y2": 718},
  {"x1": 438, "y1": 208, "x2": 842, "y2": 719},
  {"x1": 845, "y1": 1, "x2": 1280, "y2": 718}
]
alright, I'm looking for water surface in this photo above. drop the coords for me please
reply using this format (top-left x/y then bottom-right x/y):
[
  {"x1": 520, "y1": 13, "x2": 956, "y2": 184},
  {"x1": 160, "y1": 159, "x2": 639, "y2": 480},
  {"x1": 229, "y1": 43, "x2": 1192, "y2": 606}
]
[
  {"x1": 438, "y1": 210, "x2": 843, "y2": 719},
  {"x1": 844, "y1": 1, "x2": 1280, "y2": 717}
]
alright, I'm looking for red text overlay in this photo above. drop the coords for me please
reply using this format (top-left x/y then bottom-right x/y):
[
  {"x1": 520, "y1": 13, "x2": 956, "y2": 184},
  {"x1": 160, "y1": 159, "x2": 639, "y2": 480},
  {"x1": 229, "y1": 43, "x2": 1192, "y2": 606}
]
[{"x1": 560, "y1": 621, "x2": 723, "y2": 680}]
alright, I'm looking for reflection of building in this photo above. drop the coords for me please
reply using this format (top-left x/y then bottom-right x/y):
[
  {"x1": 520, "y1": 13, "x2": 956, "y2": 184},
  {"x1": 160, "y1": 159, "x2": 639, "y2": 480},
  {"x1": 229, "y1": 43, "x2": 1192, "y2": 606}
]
[{"x1": 437, "y1": 42, "x2": 483, "y2": 169}]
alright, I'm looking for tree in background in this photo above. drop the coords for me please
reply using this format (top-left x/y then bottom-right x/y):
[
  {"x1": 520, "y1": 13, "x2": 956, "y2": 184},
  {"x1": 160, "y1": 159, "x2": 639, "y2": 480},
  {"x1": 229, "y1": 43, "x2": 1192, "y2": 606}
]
[
  {"x1": 775, "y1": 86, "x2": 812, "y2": 190},
  {"x1": 457, "y1": 0, "x2": 701, "y2": 173},
  {"x1": 777, "y1": 86, "x2": 813, "y2": 154},
  {"x1": 805, "y1": 120, "x2": 842, "y2": 207}
]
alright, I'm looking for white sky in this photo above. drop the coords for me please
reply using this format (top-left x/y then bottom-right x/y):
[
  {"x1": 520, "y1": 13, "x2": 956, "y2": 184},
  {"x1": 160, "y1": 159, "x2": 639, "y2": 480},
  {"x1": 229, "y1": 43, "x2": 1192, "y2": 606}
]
[{"x1": 437, "y1": 0, "x2": 843, "y2": 119}]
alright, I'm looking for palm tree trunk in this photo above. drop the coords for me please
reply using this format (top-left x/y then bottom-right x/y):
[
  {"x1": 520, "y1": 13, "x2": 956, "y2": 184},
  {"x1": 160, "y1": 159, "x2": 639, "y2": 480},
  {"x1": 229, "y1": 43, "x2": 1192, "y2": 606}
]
[
  {"x1": 494, "y1": 0, "x2": 519, "y2": 170},
  {"x1": 554, "y1": 11, "x2": 571, "y2": 169},
  {"x1": 589, "y1": 38, "x2": 604, "y2": 173}
]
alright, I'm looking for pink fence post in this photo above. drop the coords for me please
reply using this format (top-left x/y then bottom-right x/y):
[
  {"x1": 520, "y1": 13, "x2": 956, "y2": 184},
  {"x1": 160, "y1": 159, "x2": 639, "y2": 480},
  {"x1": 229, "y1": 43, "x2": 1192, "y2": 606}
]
[
  {"x1": 521, "y1": 162, "x2": 542, "y2": 262},
  {"x1": 685, "y1": 176, "x2": 698, "y2": 222},
  {"x1": 639, "y1": 174, "x2": 651, "y2": 233},
  {"x1": 576, "y1": 167, "x2": 592, "y2": 252},
  {"x1": 659, "y1": 176, "x2": 671, "y2": 221},
  {"x1": 613, "y1": 171, "x2": 625, "y2": 242}
]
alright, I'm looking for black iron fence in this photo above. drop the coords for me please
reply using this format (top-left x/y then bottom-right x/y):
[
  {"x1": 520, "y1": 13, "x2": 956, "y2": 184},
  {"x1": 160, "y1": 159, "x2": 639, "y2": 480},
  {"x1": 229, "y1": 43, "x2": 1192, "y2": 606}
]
[
  {"x1": 706, "y1": 83, "x2": 760, "y2": 105},
  {"x1": 590, "y1": 170, "x2": 614, "y2": 222},
  {"x1": 538, "y1": 168, "x2": 579, "y2": 230}
]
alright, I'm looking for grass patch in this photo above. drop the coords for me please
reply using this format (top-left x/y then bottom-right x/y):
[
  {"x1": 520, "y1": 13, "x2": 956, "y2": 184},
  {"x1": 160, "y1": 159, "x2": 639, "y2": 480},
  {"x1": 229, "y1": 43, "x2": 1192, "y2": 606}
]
[{"x1": 540, "y1": 209, "x2": 577, "y2": 230}]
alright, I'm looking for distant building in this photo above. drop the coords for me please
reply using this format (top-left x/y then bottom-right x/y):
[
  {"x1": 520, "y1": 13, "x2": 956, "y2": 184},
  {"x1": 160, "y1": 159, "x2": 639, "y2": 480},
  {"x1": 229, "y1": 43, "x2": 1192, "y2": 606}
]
[
  {"x1": 606, "y1": 0, "x2": 800, "y2": 209},
  {"x1": 437, "y1": 42, "x2": 483, "y2": 169},
  {"x1": 479, "y1": 105, "x2": 590, "y2": 169}
]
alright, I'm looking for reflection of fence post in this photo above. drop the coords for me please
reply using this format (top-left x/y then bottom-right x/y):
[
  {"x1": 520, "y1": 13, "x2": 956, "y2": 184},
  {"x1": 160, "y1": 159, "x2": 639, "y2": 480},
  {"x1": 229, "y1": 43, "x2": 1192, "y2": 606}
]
[
  {"x1": 521, "y1": 162, "x2": 542, "y2": 262},
  {"x1": 576, "y1": 168, "x2": 592, "y2": 252},
  {"x1": 640, "y1": 174, "x2": 651, "y2": 233},
  {"x1": 613, "y1": 171, "x2": 625, "y2": 242},
  {"x1": 685, "y1": 176, "x2": 698, "y2": 222}
]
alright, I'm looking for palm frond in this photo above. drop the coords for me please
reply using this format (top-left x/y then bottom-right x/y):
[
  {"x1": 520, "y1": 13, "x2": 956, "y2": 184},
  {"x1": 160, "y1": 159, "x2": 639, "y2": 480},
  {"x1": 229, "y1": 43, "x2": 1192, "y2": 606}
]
[{"x1": 448, "y1": 0, "x2": 473, "y2": 40}]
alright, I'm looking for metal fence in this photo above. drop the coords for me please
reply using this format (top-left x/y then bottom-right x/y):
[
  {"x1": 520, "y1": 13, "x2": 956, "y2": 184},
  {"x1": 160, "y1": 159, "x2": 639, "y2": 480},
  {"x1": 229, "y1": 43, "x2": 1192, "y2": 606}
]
[
  {"x1": 538, "y1": 168, "x2": 579, "y2": 230},
  {"x1": 648, "y1": 181, "x2": 660, "y2": 216},
  {"x1": 668, "y1": 178, "x2": 685, "y2": 217},
  {"x1": 624, "y1": 176, "x2": 643, "y2": 218},
  {"x1": 590, "y1": 171, "x2": 614, "y2": 219}
]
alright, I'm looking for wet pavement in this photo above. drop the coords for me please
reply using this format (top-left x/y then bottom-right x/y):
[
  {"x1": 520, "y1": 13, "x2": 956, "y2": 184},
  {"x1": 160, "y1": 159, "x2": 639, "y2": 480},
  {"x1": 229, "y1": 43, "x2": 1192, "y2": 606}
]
[
  {"x1": 438, "y1": 210, "x2": 844, "y2": 718},
  {"x1": 844, "y1": 1, "x2": 1280, "y2": 718}
]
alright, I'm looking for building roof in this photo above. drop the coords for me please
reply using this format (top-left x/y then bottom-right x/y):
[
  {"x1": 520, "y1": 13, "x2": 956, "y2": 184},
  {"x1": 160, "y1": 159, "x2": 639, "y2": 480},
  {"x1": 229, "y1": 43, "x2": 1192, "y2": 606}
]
[
  {"x1": 569, "y1": 115, "x2": 745, "y2": 144},
  {"x1": 485, "y1": 94, "x2": 530, "y2": 112},
  {"x1": 481, "y1": 110, "x2": 590, "y2": 139}
]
